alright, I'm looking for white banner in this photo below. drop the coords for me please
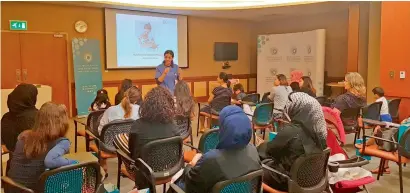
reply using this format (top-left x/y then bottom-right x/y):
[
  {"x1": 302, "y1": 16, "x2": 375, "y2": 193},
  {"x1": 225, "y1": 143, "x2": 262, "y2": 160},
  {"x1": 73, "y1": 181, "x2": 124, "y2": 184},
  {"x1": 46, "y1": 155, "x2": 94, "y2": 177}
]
[{"x1": 257, "y1": 29, "x2": 326, "y2": 96}]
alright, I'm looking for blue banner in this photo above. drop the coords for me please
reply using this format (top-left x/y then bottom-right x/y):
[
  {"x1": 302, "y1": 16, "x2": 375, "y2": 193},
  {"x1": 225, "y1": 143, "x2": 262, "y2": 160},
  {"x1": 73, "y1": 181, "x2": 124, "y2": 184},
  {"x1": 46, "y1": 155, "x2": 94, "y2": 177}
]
[{"x1": 72, "y1": 38, "x2": 103, "y2": 117}]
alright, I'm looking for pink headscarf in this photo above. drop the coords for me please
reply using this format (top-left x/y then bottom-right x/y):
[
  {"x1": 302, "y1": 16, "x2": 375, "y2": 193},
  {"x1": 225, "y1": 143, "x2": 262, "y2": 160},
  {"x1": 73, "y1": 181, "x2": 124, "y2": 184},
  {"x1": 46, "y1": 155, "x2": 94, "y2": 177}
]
[{"x1": 290, "y1": 70, "x2": 303, "y2": 83}]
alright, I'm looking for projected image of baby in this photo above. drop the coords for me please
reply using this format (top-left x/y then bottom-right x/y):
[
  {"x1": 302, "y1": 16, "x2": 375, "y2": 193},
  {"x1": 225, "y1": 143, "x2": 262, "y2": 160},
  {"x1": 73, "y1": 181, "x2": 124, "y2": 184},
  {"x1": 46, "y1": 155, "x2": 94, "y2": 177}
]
[{"x1": 138, "y1": 23, "x2": 159, "y2": 50}]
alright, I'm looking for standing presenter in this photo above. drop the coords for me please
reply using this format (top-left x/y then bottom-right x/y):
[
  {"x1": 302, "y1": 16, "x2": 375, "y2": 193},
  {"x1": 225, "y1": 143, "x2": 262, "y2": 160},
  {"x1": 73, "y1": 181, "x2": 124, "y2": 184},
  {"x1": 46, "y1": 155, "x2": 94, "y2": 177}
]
[{"x1": 155, "y1": 50, "x2": 182, "y2": 94}]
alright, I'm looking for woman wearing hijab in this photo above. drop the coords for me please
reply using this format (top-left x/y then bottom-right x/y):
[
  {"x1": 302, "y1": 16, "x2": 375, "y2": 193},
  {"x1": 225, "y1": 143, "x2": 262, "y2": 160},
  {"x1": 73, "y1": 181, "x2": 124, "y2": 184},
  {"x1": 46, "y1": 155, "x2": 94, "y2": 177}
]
[
  {"x1": 173, "y1": 105, "x2": 261, "y2": 193},
  {"x1": 259, "y1": 92, "x2": 327, "y2": 192},
  {"x1": 1, "y1": 84, "x2": 38, "y2": 152}
]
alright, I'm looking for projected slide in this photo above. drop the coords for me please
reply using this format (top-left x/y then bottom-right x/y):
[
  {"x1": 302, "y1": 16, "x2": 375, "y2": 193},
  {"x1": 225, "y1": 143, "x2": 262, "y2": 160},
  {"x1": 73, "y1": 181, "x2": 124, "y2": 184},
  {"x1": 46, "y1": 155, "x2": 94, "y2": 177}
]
[{"x1": 116, "y1": 14, "x2": 178, "y2": 68}]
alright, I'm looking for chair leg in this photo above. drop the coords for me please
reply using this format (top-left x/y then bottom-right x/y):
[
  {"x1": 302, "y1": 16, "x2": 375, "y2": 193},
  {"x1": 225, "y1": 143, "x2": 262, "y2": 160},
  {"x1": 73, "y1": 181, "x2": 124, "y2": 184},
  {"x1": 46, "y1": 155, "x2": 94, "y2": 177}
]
[
  {"x1": 209, "y1": 116, "x2": 212, "y2": 130},
  {"x1": 85, "y1": 134, "x2": 90, "y2": 152},
  {"x1": 74, "y1": 121, "x2": 78, "y2": 153},
  {"x1": 196, "y1": 114, "x2": 200, "y2": 137},
  {"x1": 380, "y1": 159, "x2": 385, "y2": 177},
  {"x1": 399, "y1": 159, "x2": 403, "y2": 193},
  {"x1": 377, "y1": 158, "x2": 383, "y2": 180},
  {"x1": 163, "y1": 183, "x2": 166, "y2": 193},
  {"x1": 117, "y1": 156, "x2": 122, "y2": 190},
  {"x1": 253, "y1": 125, "x2": 256, "y2": 145},
  {"x1": 190, "y1": 133, "x2": 194, "y2": 147},
  {"x1": 262, "y1": 129, "x2": 266, "y2": 140}
]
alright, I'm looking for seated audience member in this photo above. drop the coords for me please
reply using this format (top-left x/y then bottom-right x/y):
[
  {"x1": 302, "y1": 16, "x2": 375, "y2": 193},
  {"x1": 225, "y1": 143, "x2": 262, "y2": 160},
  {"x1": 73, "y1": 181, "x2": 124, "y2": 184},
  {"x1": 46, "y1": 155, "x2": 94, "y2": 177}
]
[
  {"x1": 290, "y1": 70, "x2": 303, "y2": 84},
  {"x1": 172, "y1": 105, "x2": 261, "y2": 193},
  {"x1": 174, "y1": 81, "x2": 195, "y2": 138},
  {"x1": 115, "y1": 79, "x2": 133, "y2": 105},
  {"x1": 372, "y1": 87, "x2": 392, "y2": 122},
  {"x1": 289, "y1": 82, "x2": 300, "y2": 92},
  {"x1": 268, "y1": 74, "x2": 292, "y2": 118},
  {"x1": 114, "y1": 86, "x2": 179, "y2": 188},
  {"x1": 259, "y1": 92, "x2": 327, "y2": 191},
  {"x1": 2, "y1": 83, "x2": 38, "y2": 152},
  {"x1": 300, "y1": 76, "x2": 316, "y2": 97},
  {"x1": 331, "y1": 72, "x2": 366, "y2": 125},
  {"x1": 98, "y1": 86, "x2": 141, "y2": 135},
  {"x1": 232, "y1": 83, "x2": 247, "y2": 104},
  {"x1": 90, "y1": 89, "x2": 111, "y2": 111},
  {"x1": 6, "y1": 102, "x2": 76, "y2": 193},
  {"x1": 199, "y1": 72, "x2": 233, "y2": 132}
]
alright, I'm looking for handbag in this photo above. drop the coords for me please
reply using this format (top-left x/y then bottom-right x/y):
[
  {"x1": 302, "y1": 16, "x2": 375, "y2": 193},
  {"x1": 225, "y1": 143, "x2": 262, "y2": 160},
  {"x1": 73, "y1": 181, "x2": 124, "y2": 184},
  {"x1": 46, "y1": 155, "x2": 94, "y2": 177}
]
[{"x1": 375, "y1": 128, "x2": 398, "y2": 152}]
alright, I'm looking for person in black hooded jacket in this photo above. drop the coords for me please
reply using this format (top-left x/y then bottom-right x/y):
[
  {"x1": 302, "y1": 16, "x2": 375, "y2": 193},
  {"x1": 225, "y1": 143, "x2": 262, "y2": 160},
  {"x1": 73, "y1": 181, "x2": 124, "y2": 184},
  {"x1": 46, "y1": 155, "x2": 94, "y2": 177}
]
[{"x1": 1, "y1": 83, "x2": 38, "y2": 152}]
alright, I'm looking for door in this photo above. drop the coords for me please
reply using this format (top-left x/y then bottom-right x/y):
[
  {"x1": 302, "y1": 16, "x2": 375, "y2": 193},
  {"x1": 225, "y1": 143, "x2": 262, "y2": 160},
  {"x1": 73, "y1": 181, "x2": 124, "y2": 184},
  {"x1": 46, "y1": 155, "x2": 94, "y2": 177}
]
[
  {"x1": 19, "y1": 33, "x2": 70, "y2": 109},
  {"x1": 1, "y1": 32, "x2": 22, "y2": 89}
]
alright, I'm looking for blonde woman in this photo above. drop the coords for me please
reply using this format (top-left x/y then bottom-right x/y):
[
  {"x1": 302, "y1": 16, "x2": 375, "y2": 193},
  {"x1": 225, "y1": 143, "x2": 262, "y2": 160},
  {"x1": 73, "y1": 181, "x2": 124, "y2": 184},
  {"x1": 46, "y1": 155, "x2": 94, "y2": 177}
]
[
  {"x1": 331, "y1": 72, "x2": 366, "y2": 114},
  {"x1": 98, "y1": 86, "x2": 142, "y2": 135}
]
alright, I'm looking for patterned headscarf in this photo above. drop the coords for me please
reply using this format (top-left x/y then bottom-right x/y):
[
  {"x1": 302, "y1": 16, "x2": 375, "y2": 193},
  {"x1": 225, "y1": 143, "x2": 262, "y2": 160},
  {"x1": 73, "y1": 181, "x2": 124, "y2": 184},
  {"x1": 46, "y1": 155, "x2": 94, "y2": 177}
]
[{"x1": 284, "y1": 92, "x2": 327, "y2": 149}]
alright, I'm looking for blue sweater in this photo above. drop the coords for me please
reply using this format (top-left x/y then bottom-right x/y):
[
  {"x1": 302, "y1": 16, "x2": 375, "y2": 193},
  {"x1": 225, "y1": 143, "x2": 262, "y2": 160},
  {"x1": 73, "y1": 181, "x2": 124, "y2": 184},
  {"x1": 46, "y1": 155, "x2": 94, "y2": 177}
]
[{"x1": 6, "y1": 137, "x2": 76, "y2": 192}]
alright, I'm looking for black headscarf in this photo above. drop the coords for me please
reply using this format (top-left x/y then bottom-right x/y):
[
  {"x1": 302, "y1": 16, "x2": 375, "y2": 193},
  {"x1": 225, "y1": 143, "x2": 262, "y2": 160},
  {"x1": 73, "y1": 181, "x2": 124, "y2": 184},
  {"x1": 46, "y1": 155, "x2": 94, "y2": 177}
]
[{"x1": 1, "y1": 84, "x2": 38, "y2": 151}]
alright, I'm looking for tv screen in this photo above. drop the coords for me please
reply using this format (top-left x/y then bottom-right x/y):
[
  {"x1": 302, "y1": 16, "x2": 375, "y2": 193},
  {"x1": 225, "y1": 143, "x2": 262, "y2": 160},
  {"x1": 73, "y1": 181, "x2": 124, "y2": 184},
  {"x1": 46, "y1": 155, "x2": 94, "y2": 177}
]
[{"x1": 214, "y1": 42, "x2": 238, "y2": 61}]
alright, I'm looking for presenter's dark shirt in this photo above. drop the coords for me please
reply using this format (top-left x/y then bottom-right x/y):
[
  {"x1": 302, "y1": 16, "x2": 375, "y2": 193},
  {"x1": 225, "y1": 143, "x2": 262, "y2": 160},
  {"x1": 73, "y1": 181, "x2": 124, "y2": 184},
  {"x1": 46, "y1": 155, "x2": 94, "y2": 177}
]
[{"x1": 155, "y1": 63, "x2": 179, "y2": 94}]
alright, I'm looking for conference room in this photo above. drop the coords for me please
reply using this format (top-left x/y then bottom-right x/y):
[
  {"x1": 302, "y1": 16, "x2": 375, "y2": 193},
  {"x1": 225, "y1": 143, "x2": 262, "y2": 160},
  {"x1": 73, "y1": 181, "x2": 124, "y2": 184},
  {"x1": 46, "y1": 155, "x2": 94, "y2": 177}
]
[{"x1": 1, "y1": 1, "x2": 410, "y2": 193}]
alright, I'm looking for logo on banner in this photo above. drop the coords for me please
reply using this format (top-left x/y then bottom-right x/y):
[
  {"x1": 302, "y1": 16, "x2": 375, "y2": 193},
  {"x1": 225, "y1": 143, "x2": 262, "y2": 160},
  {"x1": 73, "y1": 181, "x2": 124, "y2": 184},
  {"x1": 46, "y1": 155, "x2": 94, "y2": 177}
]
[
  {"x1": 270, "y1": 68, "x2": 277, "y2": 76},
  {"x1": 270, "y1": 47, "x2": 278, "y2": 55},
  {"x1": 84, "y1": 53, "x2": 93, "y2": 63},
  {"x1": 290, "y1": 47, "x2": 297, "y2": 55},
  {"x1": 307, "y1": 45, "x2": 312, "y2": 54}
]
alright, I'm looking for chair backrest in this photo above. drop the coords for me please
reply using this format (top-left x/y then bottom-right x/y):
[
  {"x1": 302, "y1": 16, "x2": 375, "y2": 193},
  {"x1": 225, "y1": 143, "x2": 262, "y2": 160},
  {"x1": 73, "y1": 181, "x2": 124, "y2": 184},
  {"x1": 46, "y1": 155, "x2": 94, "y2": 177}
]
[
  {"x1": 135, "y1": 158, "x2": 157, "y2": 193},
  {"x1": 37, "y1": 162, "x2": 101, "y2": 193},
  {"x1": 362, "y1": 102, "x2": 382, "y2": 120},
  {"x1": 211, "y1": 169, "x2": 263, "y2": 193},
  {"x1": 389, "y1": 98, "x2": 402, "y2": 119},
  {"x1": 242, "y1": 93, "x2": 260, "y2": 104},
  {"x1": 315, "y1": 96, "x2": 327, "y2": 106},
  {"x1": 399, "y1": 128, "x2": 410, "y2": 159},
  {"x1": 100, "y1": 119, "x2": 134, "y2": 152},
  {"x1": 86, "y1": 110, "x2": 106, "y2": 135},
  {"x1": 252, "y1": 103, "x2": 274, "y2": 126},
  {"x1": 198, "y1": 128, "x2": 220, "y2": 154},
  {"x1": 288, "y1": 148, "x2": 331, "y2": 193},
  {"x1": 140, "y1": 136, "x2": 184, "y2": 180},
  {"x1": 340, "y1": 107, "x2": 361, "y2": 126},
  {"x1": 174, "y1": 115, "x2": 192, "y2": 140},
  {"x1": 261, "y1": 92, "x2": 271, "y2": 103}
]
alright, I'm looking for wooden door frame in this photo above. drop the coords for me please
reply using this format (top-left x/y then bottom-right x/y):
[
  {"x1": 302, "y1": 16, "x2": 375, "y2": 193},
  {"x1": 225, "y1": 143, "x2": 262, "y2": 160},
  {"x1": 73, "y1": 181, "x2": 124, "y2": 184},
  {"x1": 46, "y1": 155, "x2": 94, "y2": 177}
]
[{"x1": 1, "y1": 30, "x2": 73, "y2": 116}]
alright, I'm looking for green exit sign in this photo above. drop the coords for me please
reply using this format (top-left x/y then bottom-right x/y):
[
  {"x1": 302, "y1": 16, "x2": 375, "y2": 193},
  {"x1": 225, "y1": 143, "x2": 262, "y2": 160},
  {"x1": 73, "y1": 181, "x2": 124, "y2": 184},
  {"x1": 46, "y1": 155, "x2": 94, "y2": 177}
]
[{"x1": 10, "y1": 20, "x2": 27, "y2": 31}]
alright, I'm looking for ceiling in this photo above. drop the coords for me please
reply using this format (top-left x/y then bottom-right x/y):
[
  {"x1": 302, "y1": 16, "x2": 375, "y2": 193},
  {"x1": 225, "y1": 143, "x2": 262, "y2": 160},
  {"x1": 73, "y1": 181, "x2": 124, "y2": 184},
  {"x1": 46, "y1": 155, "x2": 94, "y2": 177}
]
[{"x1": 57, "y1": 1, "x2": 350, "y2": 22}]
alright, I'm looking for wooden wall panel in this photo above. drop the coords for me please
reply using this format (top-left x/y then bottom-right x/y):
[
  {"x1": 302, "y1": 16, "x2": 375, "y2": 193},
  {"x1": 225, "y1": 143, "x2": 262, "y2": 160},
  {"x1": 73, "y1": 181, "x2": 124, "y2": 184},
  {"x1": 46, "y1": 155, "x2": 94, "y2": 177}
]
[{"x1": 194, "y1": 82, "x2": 207, "y2": 97}]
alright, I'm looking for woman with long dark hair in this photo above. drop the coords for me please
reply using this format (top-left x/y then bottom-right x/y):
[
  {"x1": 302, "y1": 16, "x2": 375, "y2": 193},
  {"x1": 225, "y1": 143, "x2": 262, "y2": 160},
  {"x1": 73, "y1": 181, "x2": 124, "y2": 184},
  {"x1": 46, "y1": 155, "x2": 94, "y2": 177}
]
[
  {"x1": 174, "y1": 81, "x2": 195, "y2": 138},
  {"x1": 299, "y1": 76, "x2": 316, "y2": 97},
  {"x1": 199, "y1": 72, "x2": 233, "y2": 132},
  {"x1": 115, "y1": 79, "x2": 133, "y2": 105},
  {"x1": 155, "y1": 50, "x2": 182, "y2": 94}
]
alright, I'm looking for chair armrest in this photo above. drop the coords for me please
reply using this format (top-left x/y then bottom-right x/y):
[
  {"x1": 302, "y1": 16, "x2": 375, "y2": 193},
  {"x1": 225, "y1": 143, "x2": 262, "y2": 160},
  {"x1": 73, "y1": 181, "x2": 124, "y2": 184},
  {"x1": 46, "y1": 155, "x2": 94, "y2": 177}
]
[
  {"x1": 262, "y1": 164, "x2": 290, "y2": 180},
  {"x1": 183, "y1": 143, "x2": 200, "y2": 153},
  {"x1": 1, "y1": 176, "x2": 34, "y2": 193},
  {"x1": 363, "y1": 135, "x2": 398, "y2": 145},
  {"x1": 85, "y1": 130, "x2": 100, "y2": 142},
  {"x1": 170, "y1": 183, "x2": 186, "y2": 193},
  {"x1": 262, "y1": 183, "x2": 283, "y2": 193},
  {"x1": 116, "y1": 149, "x2": 134, "y2": 163},
  {"x1": 245, "y1": 113, "x2": 254, "y2": 117}
]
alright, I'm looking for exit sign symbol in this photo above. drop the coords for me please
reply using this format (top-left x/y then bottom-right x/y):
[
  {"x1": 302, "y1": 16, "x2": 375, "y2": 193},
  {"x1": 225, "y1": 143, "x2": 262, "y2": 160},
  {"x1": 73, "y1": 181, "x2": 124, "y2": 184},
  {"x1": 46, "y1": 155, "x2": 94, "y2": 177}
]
[{"x1": 10, "y1": 20, "x2": 27, "y2": 31}]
